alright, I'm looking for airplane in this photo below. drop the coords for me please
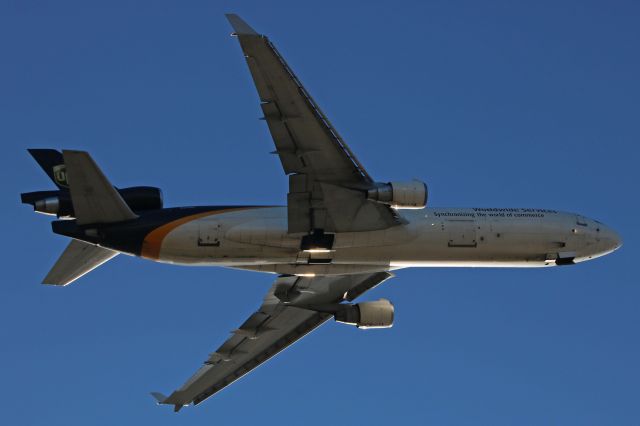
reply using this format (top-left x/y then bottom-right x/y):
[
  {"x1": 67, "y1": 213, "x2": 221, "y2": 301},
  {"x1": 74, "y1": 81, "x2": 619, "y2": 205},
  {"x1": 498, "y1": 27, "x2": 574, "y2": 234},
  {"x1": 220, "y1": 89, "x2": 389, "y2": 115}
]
[{"x1": 21, "y1": 14, "x2": 621, "y2": 412}]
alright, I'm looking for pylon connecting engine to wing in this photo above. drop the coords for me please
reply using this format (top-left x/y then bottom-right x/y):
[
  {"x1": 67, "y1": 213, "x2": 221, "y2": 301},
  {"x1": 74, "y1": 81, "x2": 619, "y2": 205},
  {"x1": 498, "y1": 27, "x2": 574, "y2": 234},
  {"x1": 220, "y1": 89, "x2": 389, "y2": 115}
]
[{"x1": 367, "y1": 180, "x2": 428, "y2": 209}]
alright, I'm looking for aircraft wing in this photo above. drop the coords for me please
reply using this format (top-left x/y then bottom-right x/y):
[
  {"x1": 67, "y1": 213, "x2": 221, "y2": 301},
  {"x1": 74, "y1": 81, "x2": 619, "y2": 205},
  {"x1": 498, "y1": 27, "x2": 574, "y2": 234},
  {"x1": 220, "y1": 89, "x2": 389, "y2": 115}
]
[
  {"x1": 226, "y1": 14, "x2": 400, "y2": 233},
  {"x1": 153, "y1": 271, "x2": 392, "y2": 411}
]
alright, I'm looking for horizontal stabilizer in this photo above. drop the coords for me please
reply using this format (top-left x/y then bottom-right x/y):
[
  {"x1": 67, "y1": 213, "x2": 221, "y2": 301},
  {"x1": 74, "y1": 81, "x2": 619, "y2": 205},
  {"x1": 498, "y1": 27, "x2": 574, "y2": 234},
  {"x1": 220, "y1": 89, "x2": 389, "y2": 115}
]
[
  {"x1": 62, "y1": 150, "x2": 138, "y2": 225},
  {"x1": 43, "y1": 239, "x2": 118, "y2": 286}
]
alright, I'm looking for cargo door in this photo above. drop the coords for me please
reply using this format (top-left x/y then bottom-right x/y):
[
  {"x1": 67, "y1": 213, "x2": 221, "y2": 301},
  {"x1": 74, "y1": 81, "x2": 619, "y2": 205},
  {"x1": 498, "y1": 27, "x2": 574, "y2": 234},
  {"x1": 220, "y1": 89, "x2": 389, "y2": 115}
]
[{"x1": 446, "y1": 220, "x2": 477, "y2": 247}]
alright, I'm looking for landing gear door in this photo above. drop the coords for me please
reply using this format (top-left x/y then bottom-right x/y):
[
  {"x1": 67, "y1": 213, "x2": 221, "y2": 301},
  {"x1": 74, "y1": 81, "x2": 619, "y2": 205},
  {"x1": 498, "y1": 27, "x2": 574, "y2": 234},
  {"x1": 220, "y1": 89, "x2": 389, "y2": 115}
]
[
  {"x1": 198, "y1": 221, "x2": 221, "y2": 247},
  {"x1": 446, "y1": 220, "x2": 477, "y2": 247}
]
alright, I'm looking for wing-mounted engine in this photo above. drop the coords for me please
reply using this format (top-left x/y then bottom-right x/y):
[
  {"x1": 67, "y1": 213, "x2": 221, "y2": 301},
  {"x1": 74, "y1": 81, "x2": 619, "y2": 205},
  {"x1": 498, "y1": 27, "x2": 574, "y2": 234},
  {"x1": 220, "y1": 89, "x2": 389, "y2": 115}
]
[
  {"x1": 270, "y1": 274, "x2": 394, "y2": 329},
  {"x1": 334, "y1": 299, "x2": 394, "y2": 329},
  {"x1": 367, "y1": 180, "x2": 427, "y2": 209}
]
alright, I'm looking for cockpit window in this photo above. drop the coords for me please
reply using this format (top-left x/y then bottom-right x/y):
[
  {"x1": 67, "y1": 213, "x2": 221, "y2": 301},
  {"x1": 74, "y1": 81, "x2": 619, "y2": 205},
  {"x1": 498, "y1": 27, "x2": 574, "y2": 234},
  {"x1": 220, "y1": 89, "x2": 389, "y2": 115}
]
[{"x1": 576, "y1": 216, "x2": 588, "y2": 226}]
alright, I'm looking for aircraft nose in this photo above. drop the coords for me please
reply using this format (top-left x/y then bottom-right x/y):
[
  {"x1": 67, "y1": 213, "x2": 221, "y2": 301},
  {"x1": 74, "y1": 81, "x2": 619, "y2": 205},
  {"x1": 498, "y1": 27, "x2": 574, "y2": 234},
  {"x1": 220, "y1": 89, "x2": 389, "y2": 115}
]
[{"x1": 599, "y1": 224, "x2": 622, "y2": 253}]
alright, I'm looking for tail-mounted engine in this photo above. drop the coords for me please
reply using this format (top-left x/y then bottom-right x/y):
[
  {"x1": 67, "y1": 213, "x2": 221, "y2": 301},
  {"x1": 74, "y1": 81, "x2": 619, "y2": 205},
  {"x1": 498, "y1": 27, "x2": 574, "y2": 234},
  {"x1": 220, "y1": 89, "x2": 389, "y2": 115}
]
[
  {"x1": 21, "y1": 186, "x2": 163, "y2": 218},
  {"x1": 367, "y1": 180, "x2": 427, "y2": 209},
  {"x1": 22, "y1": 149, "x2": 164, "y2": 218},
  {"x1": 334, "y1": 299, "x2": 394, "y2": 329}
]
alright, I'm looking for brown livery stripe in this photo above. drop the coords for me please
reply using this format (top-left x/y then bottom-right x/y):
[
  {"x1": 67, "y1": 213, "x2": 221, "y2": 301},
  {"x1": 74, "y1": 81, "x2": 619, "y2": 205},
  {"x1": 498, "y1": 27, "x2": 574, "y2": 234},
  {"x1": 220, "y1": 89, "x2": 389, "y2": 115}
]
[{"x1": 141, "y1": 207, "x2": 254, "y2": 260}]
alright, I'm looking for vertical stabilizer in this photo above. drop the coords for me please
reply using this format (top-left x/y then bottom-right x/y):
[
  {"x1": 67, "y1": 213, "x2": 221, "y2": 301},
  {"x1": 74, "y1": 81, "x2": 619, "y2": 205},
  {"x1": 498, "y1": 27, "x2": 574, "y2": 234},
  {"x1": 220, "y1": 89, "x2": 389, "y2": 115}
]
[{"x1": 27, "y1": 149, "x2": 68, "y2": 189}]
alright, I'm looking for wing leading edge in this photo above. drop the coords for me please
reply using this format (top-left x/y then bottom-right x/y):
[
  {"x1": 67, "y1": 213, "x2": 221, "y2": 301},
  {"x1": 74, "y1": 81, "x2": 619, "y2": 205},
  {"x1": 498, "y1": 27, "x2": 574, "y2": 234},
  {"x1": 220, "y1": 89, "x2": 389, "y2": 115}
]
[
  {"x1": 226, "y1": 14, "x2": 400, "y2": 233},
  {"x1": 153, "y1": 16, "x2": 399, "y2": 412},
  {"x1": 153, "y1": 272, "x2": 392, "y2": 411}
]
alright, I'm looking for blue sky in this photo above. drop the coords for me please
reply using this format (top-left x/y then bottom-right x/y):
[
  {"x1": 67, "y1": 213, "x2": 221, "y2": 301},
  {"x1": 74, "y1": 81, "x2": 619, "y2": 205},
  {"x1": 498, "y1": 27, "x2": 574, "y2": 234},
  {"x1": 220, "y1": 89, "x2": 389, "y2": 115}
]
[{"x1": 1, "y1": 1, "x2": 638, "y2": 424}]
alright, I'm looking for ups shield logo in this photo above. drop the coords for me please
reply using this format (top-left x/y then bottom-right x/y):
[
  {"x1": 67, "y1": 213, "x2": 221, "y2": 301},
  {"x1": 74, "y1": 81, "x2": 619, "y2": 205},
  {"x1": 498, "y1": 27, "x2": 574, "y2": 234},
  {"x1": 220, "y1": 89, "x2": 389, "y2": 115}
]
[{"x1": 53, "y1": 164, "x2": 69, "y2": 187}]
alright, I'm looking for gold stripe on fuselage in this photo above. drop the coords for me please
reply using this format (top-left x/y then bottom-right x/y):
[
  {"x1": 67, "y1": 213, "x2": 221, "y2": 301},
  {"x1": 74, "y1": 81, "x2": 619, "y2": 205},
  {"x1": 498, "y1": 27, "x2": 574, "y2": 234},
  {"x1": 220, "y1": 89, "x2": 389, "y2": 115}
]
[{"x1": 141, "y1": 208, "x2": 253, "y2": 260}]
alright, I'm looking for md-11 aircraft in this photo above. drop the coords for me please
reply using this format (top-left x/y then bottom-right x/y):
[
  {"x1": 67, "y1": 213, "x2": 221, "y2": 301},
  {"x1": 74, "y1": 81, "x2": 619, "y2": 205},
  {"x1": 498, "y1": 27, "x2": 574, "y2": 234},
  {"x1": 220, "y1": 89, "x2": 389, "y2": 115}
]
[{"x1": 22, "y1": 14, "x2": 621, "y2": 412}]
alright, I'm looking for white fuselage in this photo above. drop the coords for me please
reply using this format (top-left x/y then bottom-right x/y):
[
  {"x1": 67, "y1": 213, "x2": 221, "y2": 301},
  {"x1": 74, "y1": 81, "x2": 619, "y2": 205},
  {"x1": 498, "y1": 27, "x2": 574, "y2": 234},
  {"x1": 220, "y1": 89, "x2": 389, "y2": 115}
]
[{"x1": 149, "y1": 207, "x2": 621, "y2": 276}]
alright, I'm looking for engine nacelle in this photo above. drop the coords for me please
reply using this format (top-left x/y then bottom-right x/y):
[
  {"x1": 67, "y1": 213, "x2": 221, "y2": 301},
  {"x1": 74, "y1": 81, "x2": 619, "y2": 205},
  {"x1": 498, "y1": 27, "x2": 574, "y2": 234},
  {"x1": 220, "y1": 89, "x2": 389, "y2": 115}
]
[
  {"x1": 367, "y1": 180, "x2": 427, "y2": 209},
  {"x1": 22, "y1": 186, "x2": 163, "y2": 217},
  {"x1": 21, "y1": 191, "x2": 73, "y2": 216},
  {"x1": 34, "y1": 196, "x2": 64, "y2": 216},
  {"x1": 334, "y1": 299, "x2": 394, "y2": 329},
  {"x1": 118, "y1": 186, "x2": 164, "y2": 212}
]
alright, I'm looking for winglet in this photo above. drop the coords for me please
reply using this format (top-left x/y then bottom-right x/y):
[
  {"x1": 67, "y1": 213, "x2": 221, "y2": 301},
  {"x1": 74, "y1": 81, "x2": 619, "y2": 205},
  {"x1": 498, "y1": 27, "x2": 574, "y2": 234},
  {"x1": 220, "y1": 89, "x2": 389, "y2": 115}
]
[
  {"x1": 151, "y1": 392, "x2": 187, "y2": 412},
  {"x1": 150, "y1": 392, "x2": 168, "y2": 405},
  {"x1": 225, "y1": 14, "x2": 259, "y2": 36}
]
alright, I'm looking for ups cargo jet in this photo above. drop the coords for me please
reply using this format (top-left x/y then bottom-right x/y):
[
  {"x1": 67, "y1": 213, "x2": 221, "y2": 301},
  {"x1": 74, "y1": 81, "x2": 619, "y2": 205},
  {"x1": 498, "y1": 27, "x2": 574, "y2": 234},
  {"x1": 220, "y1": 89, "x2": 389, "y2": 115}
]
[{"x1": 22, "y1": 14, "x2": 621, "y2": 411}]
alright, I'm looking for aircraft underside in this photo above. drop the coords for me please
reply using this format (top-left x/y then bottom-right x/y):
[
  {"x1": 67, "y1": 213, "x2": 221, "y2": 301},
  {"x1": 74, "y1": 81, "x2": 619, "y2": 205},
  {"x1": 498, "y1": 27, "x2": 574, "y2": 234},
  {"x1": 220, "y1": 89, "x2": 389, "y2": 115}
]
[
  {"x1": 101, "y1": 206, "x2": 619, "y2": 274},
  {"x1": 20, "y1": 13, "x2": 621, "y2": 411}
]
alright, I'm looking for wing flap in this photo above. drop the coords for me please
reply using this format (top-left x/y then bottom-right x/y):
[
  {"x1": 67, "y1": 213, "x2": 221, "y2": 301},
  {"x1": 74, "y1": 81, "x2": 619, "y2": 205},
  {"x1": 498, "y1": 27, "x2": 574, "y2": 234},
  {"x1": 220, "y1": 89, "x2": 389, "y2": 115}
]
[
  {"x1": 155, "y1": 272, "x2": 393, "y2": 410},
  {"x1": 226, "y1": 14, "x2": 400, "y2": 233},
  {"x1": 192, "y1": 309, "x2": 330, "y2": 406},
  {"x1": 231, "y1": 31, "x2": 367, "y2": 183}
]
